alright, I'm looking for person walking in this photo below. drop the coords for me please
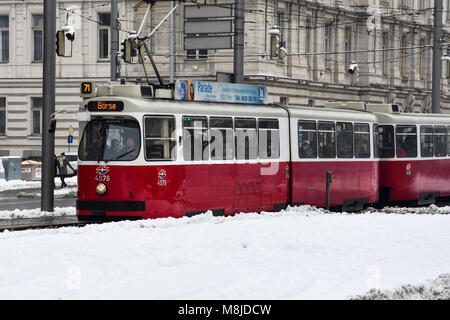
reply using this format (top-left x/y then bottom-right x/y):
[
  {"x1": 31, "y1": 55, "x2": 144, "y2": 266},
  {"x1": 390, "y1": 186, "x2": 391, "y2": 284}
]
[
  {"x1": 58, "y1": 152, "x2": 75, "y2": 188},
  {"x1": 54, "y1": 154, "x2": 59, "y2": 188}
]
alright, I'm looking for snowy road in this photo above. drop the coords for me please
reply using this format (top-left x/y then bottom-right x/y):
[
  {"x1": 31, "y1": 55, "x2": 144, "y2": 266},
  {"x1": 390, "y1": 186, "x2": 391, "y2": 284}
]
[{"x1": 0, "y1": 206, "x2": 448, "y2": 299}]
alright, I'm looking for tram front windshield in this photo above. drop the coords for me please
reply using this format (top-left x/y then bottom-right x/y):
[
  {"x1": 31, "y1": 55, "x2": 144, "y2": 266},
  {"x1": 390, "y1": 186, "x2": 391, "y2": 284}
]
[{"x1": 79, "y1": 119, "x2": 140, "y2": 161}]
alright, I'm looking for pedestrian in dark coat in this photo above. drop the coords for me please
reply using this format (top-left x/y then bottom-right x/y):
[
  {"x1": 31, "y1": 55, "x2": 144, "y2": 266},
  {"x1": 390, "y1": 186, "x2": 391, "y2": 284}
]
[
  {"x1": 54, "y1": 155, "x2": 59, "y2": 177},
  {"x1": 58, "y1": 152, "x2": 75, "y2": 188}
]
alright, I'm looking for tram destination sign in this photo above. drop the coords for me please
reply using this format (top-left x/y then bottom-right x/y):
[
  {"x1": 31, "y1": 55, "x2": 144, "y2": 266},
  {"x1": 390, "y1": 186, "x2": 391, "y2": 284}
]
[
  {"x1": 87, "y1": 101, "x2": 124, "y2": 112},
  {"x1": 175, "y1": 80, "x2": 270, "y2": 105}
]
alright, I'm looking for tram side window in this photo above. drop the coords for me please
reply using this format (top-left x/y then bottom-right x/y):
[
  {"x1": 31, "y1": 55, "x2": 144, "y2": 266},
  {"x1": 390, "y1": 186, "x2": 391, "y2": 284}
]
[
  {"x1": 420, "y1": 126, "x2": 434, "y2": 158},
  {"x1": 373, "y1": 124, "x2": 379, "y2": 158},
  {"x1": 434, "y1": 126, "x2": 447, "y2": 157},
  {"x1": 259, "y1": 119, "x2": 280, "y2": 159},
  {"x1": 448, "y1": 126, "x2": 450, "y2": 156},
  {"x1": 378, "y1": 125, "x2": 395, "y2": 158},
  {"x1": 210, "y1": 117, "x2": 234, "y2": 160},
  {"x1": 318, "y1": 121, "x2": 336, "y2": 158},
  {"x1": 396, "y1": 125, "x2": 417, "y2": 158},
  {"x1": 183, "y1": 116, "x2": 209, "y2": 161},
  {"x1": 235, "y1": 118, "x2": 257, "y2": 160},
  {"x1": 355, "y1": 123, "x2": 370, "y2": 158},
  {"x1": 337, "y1": 122, "x2": 353, "y2": 158},
  {"x1": 298, "y1": 120, "x2": 317, "y2": 159},
  {"x1": 144, "y1": 116, "x2": 176, "y2": 161}
]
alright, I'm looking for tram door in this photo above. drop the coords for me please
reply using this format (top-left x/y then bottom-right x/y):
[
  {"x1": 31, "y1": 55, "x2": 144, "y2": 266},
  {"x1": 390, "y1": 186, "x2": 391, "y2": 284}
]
[{"x1": 233, "y1": 119, "x2": 262, "y2": 213}]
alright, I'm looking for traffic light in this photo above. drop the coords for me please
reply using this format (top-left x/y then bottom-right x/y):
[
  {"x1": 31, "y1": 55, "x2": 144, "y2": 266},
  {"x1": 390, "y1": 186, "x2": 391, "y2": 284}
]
[
  {"x1": 121, "y1": 39, "x2": 133, "y2": 63},
  {"x1": 48, "y1": 119, "x2": 57, "y2": 134},
  {"x1": 56, "y1": 30, "x2": 65, "y2": 57}
]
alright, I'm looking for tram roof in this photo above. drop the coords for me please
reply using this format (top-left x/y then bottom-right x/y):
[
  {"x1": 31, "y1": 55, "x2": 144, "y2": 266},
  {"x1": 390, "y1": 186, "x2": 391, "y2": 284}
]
[
  {"x1": 287, "y1": 106, "x2": 379, "y2": 123},
  {"x1": 85, "y1": 96, "x2": 289, "y2": 118},
  {"x1": 374, "y1": 112, "x2": 450, "y2": 126}
]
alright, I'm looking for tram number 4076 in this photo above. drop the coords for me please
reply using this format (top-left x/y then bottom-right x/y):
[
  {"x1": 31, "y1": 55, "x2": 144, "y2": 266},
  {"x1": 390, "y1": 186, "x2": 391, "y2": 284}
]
[{"x1": 95, "y1": 175, "x2": 110, "y2": 182}]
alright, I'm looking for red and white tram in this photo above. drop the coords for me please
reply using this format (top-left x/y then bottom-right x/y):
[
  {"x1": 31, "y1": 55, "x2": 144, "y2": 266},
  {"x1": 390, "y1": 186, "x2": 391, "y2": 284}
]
[
  {"x1": 76, "y1": 82, "x2": 290, "y2": 220},
  {"x1": 75, "y1": 81, "x2": 450, "y2": 221},
  {"x1": 290, "y1": 104, "x2": 379, "y2": 210},
  {"x1": 374, "y1": 105, "x2": 450, "y2": 204}
]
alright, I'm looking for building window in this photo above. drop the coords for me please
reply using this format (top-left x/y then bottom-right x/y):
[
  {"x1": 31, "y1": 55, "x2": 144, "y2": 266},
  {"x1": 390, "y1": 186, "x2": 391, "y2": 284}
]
[
  {"x1": 324, "y1": 23, "x2": 332, "y2": 68},
  {"x1": 400, "y1": 34, "x2": 407, "y2": 77},
  {"x1": 344, "y1": 27, "x2": 352, "y2": 71},
  {"x1": 0, "y1": 97, "x2": 5, "y2": 135},
  {"x1": 186, "y1": 49, "x2": 208, "y2": 60},
  {"x1": 447, "y1": 47, "x2": 450, "y2": 79},
  {"x1": 447, "y1": 0, "x2": 450, "y2": 20},
  {"x1": 419, "y1": 39, "x2": 425, "y2": 79},
  {"x1": 31, "y1": 97, "x2": 42, "y2": 135},
  {"x1": 275, "y1": 11, "x2": 284, "y2": 47},
  {"x1": 305, "y1": 18, "x2": 311, "y2": 66},
  {"x1": 0, "y1": 16, "x2": 9, "y2": 62},
  {"x1": 382, "y1": 32, "x2": 388, "y2": 75},
  {"x1": 32, "y1": 14, "x2": 43, "y2": 62},
  {"x1": 98, "y1": 13, "x2": 111, "y2": 60},
  {"x1": 418, "y1": 0, "x2": 426, "y2": 10}
]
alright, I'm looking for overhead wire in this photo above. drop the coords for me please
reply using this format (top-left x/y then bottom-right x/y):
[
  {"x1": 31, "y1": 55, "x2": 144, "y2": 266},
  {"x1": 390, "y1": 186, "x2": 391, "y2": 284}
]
[{"x1": 58, "y1": 1, "x2": 448, "y2": 66}]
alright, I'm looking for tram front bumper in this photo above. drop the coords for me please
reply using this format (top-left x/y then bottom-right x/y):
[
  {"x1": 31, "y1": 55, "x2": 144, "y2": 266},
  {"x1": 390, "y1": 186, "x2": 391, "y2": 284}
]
[{"x1": 76, "y1": 200, "x2": 146, "y2": 221}]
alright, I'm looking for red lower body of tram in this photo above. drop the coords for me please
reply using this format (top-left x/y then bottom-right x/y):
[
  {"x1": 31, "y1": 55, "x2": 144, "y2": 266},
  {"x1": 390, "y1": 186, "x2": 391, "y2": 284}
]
[
  {"x1": 291, "y1": 161, "x2": 379, "y2": 209},
  {"x1": 76, "y1": 162, "x2": 290, "y2": 220},
  {"x1": 379, "y1": 159, "x2": 450, "y2": 203}
]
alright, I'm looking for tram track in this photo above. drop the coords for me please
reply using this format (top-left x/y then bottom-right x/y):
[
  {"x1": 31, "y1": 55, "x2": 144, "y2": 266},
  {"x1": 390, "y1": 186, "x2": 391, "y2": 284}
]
[{"x1": 0, "y1": 216, "x2": 89, "y2": 233}]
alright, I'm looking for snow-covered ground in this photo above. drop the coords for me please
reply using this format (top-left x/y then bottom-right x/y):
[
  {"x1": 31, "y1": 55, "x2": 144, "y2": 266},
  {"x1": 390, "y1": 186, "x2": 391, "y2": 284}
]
[
  {"x1": 0, "y1": 206, "x2": 448, "y2": 299},
  {"x1": 0, "y1": 176, "x2": 77, "y2": 192}
]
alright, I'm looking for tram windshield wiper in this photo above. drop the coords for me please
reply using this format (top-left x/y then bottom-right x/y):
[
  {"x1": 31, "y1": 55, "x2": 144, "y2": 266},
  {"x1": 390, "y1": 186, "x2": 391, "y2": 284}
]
[{"x1": 111, "y1": 148, "x2": 136, "y2": 161}]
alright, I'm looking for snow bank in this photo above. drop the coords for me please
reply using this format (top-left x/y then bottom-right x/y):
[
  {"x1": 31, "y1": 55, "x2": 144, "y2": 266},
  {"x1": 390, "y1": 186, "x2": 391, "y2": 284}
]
[
  {"x1": 0, "y1": 176, "x2": 77, "y2": 192},
  {"x1": 17, "y1": 187, "x2": 77, "y2": 200},
  {"x1": 352, "y1": 273, "x2": 449, "y2": 300},
  {"x1": 0, "y1": 207, "x2": 75, "y2": 220},
  {"x1": 374, "y1": 204, "x2": 450, "y2": 215},
  {"x1": 0, "y1": 206, "x2": 448, "y2": 299}
]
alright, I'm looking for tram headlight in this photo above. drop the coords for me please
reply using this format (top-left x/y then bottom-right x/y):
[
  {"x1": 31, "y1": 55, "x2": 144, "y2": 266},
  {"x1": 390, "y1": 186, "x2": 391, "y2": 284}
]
[{"x1": 96, "y1": 183, "x2": 107, "y2": 196}]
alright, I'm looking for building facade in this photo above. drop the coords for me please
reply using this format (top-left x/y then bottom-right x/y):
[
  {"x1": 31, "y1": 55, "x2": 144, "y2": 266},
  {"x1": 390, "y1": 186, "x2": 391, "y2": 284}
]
[{"x1": 1, "y1": 0, "x2": 450, "y2": 158}]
